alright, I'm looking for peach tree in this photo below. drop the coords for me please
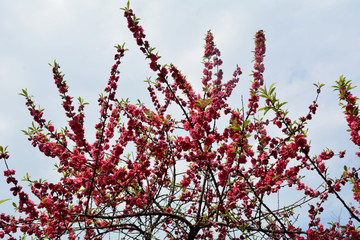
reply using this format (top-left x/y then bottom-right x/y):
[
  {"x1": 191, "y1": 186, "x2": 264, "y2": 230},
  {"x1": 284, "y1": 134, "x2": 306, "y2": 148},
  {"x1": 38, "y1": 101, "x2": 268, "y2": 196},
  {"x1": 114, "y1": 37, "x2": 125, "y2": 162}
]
[{"x1": 1, "y1": 2, "x2": 360, "y2": 240}]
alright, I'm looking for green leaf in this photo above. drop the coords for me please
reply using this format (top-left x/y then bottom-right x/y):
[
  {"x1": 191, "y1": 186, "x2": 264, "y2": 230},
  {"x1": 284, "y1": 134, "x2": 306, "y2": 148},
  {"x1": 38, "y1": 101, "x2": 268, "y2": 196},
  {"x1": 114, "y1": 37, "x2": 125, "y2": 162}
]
[
  {"x1": 269, "y1": 83, "x2": 276, "y2": 95},
  {"x1": 278, "y1": 102, "x2": 288, "y2": 108},
  {"x1": 195, "y1": 100, "x2": 203, "y2": 108},
  {"x1": 205, "y1": 98, "x2": 212, "y2": 107},
  {"x1": 19, "y1": 88, "x2": 28, "y2": 97},
  {"x1": 0, "y1": 146, "x2": 8, "y2": 154},
  {"x1": 0, "y1": 199, "x2": 10, "y2": 204}
]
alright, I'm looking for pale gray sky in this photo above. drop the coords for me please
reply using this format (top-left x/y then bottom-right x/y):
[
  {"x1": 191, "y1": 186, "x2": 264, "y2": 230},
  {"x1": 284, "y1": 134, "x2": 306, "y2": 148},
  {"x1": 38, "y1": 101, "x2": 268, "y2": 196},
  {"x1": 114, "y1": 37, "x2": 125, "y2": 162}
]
[{"x1": 1, "y1": 0, "x2": 360, "y2": 232}]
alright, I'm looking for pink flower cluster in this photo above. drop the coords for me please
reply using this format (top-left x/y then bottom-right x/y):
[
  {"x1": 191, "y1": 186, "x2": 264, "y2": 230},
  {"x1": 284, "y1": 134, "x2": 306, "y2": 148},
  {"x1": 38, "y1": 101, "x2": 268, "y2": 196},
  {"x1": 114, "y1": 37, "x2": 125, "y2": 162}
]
[{"x1": 248, "y1": 30, "x2": 266, "y2": 114}]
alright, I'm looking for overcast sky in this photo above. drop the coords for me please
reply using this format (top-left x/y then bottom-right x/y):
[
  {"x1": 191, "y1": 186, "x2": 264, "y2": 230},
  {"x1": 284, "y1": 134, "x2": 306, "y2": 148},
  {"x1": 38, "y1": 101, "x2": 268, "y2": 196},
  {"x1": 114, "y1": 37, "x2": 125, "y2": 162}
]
[{"x1": 1, "y1": 0, "x2": 360, "y2": 230}]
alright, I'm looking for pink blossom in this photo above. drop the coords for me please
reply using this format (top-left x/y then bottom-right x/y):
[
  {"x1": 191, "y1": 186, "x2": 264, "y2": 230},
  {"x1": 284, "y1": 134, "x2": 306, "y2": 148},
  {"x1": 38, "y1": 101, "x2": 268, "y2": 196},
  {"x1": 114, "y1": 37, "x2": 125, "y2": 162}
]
[{"x1": 48, "y1": 125, "x2": 55, "y2": 132}]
